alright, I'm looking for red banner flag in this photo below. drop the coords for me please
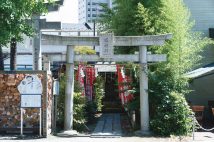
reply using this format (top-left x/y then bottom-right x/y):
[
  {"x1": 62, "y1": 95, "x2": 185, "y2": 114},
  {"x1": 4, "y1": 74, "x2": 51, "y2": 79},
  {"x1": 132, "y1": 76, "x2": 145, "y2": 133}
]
[
  {"x1": 117, "y1": 65, "x2": 133, "y2": 105},
  {"x1": 85, "y1": 67, "x2": 95, "y2": 101},
  {"x1": 76, "y1": 64, "x2": 85, "y2": 96}
]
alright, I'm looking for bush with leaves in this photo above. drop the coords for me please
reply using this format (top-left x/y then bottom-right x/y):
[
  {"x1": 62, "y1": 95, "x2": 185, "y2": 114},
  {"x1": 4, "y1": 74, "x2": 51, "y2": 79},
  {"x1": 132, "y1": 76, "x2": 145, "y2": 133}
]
[
  {"x1": 85, "y1": 76, "x2": 105, "y2": 123},
  {"x1": 57, "y1": 74, "x2": 87, "y2": 131},
  {"x1": 73, "y1": 92, "x2": 87, "y2": 131},
  {"x1": 150, "y1": 92, "x2": 193, "y2": 136},
  {"x1": 94, "y1": 76, "x2": 105, "y2": 112}
]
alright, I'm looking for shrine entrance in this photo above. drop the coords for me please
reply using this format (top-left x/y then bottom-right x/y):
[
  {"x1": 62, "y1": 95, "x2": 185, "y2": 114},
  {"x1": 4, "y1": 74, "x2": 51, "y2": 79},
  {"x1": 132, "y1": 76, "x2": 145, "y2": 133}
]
[
  {"x1": 41, "y1": 32, "x2": 172, "y2": 135},
  {"x1": 100, "y1": 72, "x2": 121, "y2": 113}
]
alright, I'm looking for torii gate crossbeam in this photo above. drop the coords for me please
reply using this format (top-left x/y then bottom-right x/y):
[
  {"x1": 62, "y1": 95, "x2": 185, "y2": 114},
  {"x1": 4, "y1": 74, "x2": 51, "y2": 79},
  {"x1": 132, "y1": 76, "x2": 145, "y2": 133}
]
[{"x1": 41, "y1": 33, "x2": 172, "y2": 134}]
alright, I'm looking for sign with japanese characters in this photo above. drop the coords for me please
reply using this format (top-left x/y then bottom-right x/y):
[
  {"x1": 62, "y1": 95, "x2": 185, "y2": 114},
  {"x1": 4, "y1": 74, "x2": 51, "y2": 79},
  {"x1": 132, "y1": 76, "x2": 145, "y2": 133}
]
[
  {"x1": 99, "y1": 33, "x2": 114, "y2": 58},
  {"x1": 18, "y1": 75, "x2": 43, "y2": 94},
  {"x1": 21, "y1": 95, "x2": 41, "y2": 108},
  {"x1": 18, "y1": 75, "x2": 43, "y2": 108}
]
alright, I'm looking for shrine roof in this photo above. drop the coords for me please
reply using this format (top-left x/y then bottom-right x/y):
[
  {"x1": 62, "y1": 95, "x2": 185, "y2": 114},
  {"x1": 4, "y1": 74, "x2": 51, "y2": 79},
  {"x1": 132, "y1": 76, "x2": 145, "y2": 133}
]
[{"x1": 186, "y1": 64, "x2": 214, "y2": 79}]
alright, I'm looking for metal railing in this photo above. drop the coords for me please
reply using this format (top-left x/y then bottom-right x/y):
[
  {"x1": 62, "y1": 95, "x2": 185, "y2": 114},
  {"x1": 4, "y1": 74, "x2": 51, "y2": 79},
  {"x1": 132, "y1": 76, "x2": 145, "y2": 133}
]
[
  {"x1": 4, "y1": 64, "x2": 33, "y2": 71},
  {"x1": 191, "y1": 115, "x2": 214, "y2": 140}
]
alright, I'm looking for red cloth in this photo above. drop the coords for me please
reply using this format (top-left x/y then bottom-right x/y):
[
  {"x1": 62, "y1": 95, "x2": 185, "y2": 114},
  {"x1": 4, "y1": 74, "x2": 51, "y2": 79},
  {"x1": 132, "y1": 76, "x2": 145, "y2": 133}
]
[
  {"x1": 117, "y1": 65, "x2": 133, "y2": 105},
  {"x1": 85, "y1": 67, "x2": 96, "y2": 101},
  {"x1": 76, "y1": 64, "x2": 85, "y2": 96}
]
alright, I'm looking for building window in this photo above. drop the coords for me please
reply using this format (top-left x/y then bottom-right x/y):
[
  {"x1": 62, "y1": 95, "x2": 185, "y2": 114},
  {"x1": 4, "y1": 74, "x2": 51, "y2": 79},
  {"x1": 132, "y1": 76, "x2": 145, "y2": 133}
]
[
  {"x1": 92, "y1": 14, "x2": 96, "y2": 17},
  {"x1": 88, "y1": 14, "x2": 90, "y2": 17},
  {"x1": 99, "y1": 9, "x2": 105, "y2": 12}
]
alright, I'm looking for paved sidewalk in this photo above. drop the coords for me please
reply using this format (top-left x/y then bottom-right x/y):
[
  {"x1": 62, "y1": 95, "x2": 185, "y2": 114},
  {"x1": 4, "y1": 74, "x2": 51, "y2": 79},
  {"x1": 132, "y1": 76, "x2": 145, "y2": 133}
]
[
  {"x1": 1, "y1": 132, "x2": 214, "y2": 142},
  {"x1": 191, "y1": 132, "x2": 214, "y2": 141}
]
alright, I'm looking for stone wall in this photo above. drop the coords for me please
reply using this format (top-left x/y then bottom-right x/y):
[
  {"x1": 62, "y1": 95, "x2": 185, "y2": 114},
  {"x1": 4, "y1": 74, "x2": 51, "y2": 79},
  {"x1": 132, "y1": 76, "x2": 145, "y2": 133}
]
[{"x1": 0, "y1": 71, "x2": 52, "y2": 137}]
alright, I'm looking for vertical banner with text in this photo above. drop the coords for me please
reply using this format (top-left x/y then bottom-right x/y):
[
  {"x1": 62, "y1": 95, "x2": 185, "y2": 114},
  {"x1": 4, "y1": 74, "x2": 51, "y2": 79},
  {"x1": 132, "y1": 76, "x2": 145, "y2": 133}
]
[
  {"x1": 85, "y1": 67, "x2": 95, "y2": 101},
  {"x1": 76, "y1": 64, "x2": 85, "y2": 96}
]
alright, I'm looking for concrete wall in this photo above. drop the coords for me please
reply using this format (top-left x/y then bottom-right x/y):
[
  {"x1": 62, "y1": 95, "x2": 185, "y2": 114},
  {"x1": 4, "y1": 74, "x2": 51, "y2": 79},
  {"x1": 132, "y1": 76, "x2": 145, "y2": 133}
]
[{"x1": 186, "y1": 74, "x2": 214, "y2": 107}]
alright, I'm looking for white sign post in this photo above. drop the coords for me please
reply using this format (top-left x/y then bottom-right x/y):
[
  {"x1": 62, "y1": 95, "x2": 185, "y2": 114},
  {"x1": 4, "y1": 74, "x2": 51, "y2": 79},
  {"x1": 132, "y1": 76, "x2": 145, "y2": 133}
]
[{"x1": 18, "y1": 75, "x2": 43, "y2": 137}]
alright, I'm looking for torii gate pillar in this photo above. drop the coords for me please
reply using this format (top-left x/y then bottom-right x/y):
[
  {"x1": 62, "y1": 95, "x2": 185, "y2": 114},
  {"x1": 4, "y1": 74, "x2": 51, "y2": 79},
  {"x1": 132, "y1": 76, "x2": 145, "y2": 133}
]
[
  {"x1": 64, "y1": 45, "x2": 75, "y2": 130},
  {"x1": 139, "y1": 46, "x2": 149, "y2": 133}
]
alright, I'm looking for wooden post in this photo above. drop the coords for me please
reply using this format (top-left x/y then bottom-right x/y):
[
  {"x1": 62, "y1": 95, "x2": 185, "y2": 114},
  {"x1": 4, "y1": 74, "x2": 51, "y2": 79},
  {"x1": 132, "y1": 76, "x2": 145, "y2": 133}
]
[
  {"x1": 139, "y1": 46, "x2": 150, "y2": 133},
  {"x1": 64, "y1": 45, "x2": 75, "y2": 130}
]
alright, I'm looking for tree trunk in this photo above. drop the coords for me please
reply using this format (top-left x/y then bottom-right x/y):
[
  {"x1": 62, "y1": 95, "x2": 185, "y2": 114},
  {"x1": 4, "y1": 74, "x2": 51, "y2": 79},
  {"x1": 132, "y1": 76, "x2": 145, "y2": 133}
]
[
  {"x1": 10, "y1": 38, "x2": 17, "y2": 71},
  {"x1": 0, "y1": 45, "x2": 4, "y2": 70}
]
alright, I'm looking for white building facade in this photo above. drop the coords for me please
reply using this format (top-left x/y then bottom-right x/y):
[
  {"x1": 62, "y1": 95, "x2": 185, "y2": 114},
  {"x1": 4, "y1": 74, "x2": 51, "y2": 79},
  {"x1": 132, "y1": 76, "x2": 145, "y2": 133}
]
[
  {"x1": 78, "y1": 0, "x2": 113, "y2": 23},
  {"x1": 184, "y1": 0, "x2": 214, "y2": 66}
]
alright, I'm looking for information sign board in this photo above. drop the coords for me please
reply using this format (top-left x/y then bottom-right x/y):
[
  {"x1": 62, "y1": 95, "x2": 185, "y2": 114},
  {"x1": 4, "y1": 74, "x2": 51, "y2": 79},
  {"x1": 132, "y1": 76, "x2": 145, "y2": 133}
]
[{"x1": 21, "y1": 94, "x2": 42, "y2": 108}]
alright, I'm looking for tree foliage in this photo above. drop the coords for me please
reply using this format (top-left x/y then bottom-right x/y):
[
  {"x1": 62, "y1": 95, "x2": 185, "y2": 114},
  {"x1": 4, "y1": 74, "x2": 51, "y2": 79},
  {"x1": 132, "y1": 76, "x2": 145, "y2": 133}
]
[
  {"x1": 0, "y1": 0, "x2": 51, "y2": 70},
  {"x1": 99, "y1": 0, "x2": 213, "y2": 136},
  {"x1": 94, "y1": 76, "x2": 105, "y2": 111},
  {"x1": 150, "y1": 92, "x2": 193, "y2": 136},
  {"x1": 0, "y1": 0, "x2": 49, "y2": 45},
  {"x1": 75, "y1": 46, "x2": 96, "y2": 55}
]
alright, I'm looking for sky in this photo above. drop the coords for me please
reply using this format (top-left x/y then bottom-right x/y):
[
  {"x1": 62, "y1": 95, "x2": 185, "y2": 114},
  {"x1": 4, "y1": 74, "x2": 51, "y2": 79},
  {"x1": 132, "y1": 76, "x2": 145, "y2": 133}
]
[{"x1": 45, "y1": 0, "x2": 78, "y2": 23}]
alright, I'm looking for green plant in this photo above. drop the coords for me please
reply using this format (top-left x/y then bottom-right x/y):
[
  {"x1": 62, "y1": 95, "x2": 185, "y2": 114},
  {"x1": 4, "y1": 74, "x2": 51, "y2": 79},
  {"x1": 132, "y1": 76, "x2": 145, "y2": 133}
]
[
  {"x1": 57, "y1": 74, "x2": 87, "y2": 132},
  {"x1": 74, "y1": 46, "x2": 96, "y2": 55},
  {"x1": 150, "y1": 92, "x2": 193, "y2": 136},
  {"x1": 0, "y1": 0, "x2": 52, "y2": 70},
  {"x1": 73, "y1": 92, "x2": 87, "y2": 131},
  {"x1": 94, "y1": 76, "x2": 105, "y2": 112},
  {"x1": 57, "y1": 75, "x2": 66, "y2": 129}
]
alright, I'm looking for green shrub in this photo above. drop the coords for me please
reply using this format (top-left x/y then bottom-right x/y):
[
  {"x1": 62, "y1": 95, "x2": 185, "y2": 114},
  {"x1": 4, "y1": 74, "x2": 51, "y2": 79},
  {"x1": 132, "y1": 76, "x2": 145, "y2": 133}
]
[
  {"x1": 57, "y1": 75, "x2": 66, "y2": 129},
  {"x1": 73, "y1": 92, "x2": 87, "y2": 131},
  {"x1": 57, "y1": 74, "x2": 87, "y2": 131},
  {"x1": 150, "y1": 92, "x2": 193, "y2": 136},
  {"x1": 94, "y1": 76, "x2": 105, "y2": 112}
]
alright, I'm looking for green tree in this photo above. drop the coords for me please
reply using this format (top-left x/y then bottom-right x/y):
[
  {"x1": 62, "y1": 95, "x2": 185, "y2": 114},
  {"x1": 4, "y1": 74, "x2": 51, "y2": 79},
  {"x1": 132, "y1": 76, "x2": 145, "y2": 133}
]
[
  {"x1": 75, "y1": 46, "x2": 96, "y2": 55},
  {"x1": 99, "y1": 0, "x2": 213, "y2": 136},
  {"x1": 0, "y1": 0, "x2": 51, "y2": 70}
]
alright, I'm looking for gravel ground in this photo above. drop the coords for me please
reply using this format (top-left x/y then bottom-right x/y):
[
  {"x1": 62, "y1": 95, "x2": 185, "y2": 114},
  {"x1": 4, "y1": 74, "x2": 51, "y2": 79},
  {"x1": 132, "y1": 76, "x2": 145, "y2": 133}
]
[{"x1": 0, "y1": 132, "x2": 214, "y2": 142}]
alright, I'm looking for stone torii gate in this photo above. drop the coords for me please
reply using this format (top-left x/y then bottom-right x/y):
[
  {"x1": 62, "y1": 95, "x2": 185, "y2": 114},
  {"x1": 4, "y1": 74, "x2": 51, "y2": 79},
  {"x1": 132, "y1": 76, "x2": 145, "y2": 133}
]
[{"x1": 42, "y1": 33, "x2": 172, "y2": 134}]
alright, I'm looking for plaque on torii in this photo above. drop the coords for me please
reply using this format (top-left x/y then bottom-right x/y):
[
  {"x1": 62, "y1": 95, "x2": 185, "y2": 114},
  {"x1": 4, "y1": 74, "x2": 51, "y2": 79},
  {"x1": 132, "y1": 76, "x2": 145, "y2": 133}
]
[
  {"x1": 41, "y1": 33, "x2": 172, "y2": 134},
  {"x1": 99, "y1": 33, "x2": 114, "y2": 58}
]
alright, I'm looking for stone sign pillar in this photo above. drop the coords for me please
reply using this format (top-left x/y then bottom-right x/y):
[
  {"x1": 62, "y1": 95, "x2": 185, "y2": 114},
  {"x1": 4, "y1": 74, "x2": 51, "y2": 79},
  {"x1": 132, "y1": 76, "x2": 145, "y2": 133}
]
[{"x1": 32, "y1": 16, "x2": 42, "y2": 70}]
